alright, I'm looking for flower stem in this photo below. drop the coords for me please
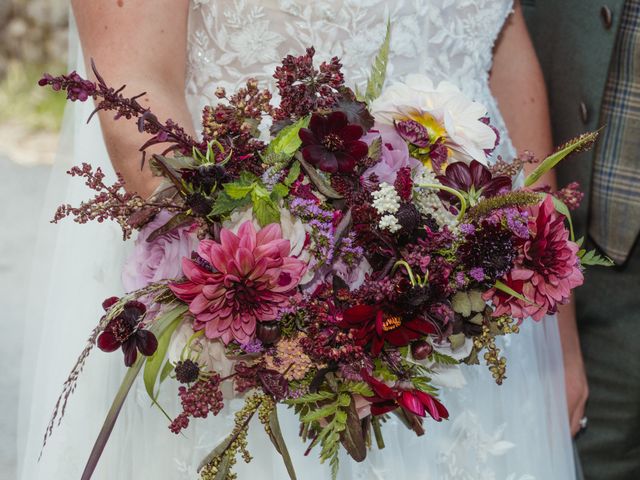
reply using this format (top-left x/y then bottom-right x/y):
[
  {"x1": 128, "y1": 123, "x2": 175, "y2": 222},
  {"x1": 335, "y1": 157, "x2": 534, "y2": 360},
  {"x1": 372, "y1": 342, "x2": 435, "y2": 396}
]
[{"x1": 415, "y1": 182, "x2": 467, "y2": 222}]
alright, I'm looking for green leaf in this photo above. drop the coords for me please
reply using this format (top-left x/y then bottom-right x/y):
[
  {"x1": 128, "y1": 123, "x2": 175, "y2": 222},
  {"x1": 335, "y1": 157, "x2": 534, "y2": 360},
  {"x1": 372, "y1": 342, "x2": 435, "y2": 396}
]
[
  {"x1": 270, "y1": 183, "x2": 290, "y2": 201},
  {"x1": 367, "y1": 137, "x2": 382, "y2": 163},
  {"x1": 210, "y1": 191, "x2": 250, "y2": 217},
  {"x1": 252, "y1": 193, "x2": 281, "y2": 226},
  {"x1": 143, "y1": 305, "x2": 187, "y2": 403},
  {"x1": 268, "y1": 116, "x2": 311, "y2": 158},
  {"x1": 429, "y1": 351, "x2": 459, "y2": 366},
  {"x1": 223, "y1": 182, "x2": 255, "y2": 200},
  {"x1": 302, "y1": 403, "x2": 338, "y2": 423},
  {"x1": 159, "y1": 360, "x2": 174, "y2": 383},
  {"x1": 197, "y1": 434, "x2": 234, "y2": 473},
  {"x1": 364, "y1": 19, "x2": 392, "y2": 103},
  {"x1": 549, "y1": 195, "x2": 575, "y2": 241},
  {"x1": 81, "y1": 357, "x2": 145, "y2": 480},
  {"x1": 284, "y1": 161, "x2": 301, "y2": 186},
  {"x1": 575, "y1": 236, "x2": 585, "y2": 248},
  {"x1": 286, "y1": 391, "x2": 336, "y2": 405},
  {"x1": 524, "y1": 131, "x2": 600, "y2": 187},
  {"x1": 494, "y1": 280, "x2": 539, "y2": 306},
  {"x1": 267, "y1": 408, "x2": 298, "y2": 479},
  {"x1": 341, "y1": 381, "x2": 373, "y2": 397},
  {"x1": 580, "y1": 249, "x2": 614, "y2": 267}
]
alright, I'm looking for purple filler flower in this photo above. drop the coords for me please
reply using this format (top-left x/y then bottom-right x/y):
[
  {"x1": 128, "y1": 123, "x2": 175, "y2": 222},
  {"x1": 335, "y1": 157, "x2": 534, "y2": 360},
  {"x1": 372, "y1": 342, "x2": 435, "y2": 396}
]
[{"x1": 469, "y1": 267, "x2": 485, "y2": 282}]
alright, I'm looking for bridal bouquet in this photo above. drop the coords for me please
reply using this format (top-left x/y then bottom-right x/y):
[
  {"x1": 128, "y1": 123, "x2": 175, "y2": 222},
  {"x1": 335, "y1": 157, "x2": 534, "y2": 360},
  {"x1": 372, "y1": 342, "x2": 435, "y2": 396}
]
[{"x1": 39, "y1": 29, "x2": 609, "y2": 480}]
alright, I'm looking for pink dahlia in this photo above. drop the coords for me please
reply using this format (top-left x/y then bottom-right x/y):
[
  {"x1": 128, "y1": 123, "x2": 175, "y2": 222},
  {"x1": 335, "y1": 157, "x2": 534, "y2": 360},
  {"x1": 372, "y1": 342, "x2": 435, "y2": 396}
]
[
  {"x1": 170, "y1": 221, "x2": 307, "y2": 344},
  {"x1": 484, "y1": 195, "x2": 583, "y2": 321}
]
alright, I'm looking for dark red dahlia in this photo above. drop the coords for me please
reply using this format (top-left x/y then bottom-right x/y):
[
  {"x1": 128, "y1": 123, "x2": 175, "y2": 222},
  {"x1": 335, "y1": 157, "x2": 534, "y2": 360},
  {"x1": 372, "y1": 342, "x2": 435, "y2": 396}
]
[
  {"x1": 299, "y1": 111, "x2": 368, "y2": 173},
  {"x1": 361, "y1": 370, "x2": 449, "y2": 421},
  {"x1": 338, "y1": 304, "x2": 436, "y2": 356},
  {"x1": 437, "y1": 160, "x2": 512, "y2": 207},
  {"x1": 97, "y1": 300, "x2": 158, "y2": 367}
]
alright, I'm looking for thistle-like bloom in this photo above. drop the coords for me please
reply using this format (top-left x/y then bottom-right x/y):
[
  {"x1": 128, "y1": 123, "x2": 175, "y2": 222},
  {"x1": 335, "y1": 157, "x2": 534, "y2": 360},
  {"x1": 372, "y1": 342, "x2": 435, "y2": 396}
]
[
  {"x1": 436, "y1": 160, "x2": 512, "y2": 207},
  {"x1": 97, "y1": 300, "x2": 158, "y2": 367},
  {"x1": 170, "y1": 221, "x2": 307, "y2": 344},
  {"x1": 484, "y1": 196, "x2": 584, "y2": 321},
  {"x1": 361, "y1": 371, "x2": 449, "y2": 421},
  {"x1": 299, "y1": 111, "x2": 368, "y2": 173},
  {"x1": 339, "y1": 305, "x2": 436, "y2": 356}
]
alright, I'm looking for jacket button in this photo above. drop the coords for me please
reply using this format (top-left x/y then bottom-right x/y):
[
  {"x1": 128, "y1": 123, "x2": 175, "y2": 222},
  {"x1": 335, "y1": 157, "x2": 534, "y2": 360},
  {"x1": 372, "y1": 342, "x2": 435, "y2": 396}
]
[
  {"x1": 579, "y1": 101, "x2": 590, "y2": 124},
  {"x1": 601, "y1": 5, "x2": 613, "y2": 29}
]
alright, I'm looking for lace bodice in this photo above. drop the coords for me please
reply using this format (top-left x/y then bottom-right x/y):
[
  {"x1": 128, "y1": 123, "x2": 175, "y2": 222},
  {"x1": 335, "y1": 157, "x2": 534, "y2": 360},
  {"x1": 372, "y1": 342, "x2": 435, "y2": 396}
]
[{"x1": 186, "y1": 0, "x2": 516, "y2": 161}]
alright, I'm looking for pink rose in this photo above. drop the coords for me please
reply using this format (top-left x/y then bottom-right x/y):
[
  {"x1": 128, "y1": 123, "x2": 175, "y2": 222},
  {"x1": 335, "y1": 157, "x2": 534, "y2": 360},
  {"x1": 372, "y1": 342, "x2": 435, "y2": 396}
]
[{"x1": 122, "y1": 211, "x2": 199, "y2": 291}]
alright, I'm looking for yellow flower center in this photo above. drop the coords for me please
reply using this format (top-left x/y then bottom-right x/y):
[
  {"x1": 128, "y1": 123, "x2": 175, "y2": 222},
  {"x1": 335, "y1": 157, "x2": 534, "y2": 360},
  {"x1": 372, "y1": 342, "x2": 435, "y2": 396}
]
[{"x1": 382, "y1": 315, "x2": 402, "y2": 332}]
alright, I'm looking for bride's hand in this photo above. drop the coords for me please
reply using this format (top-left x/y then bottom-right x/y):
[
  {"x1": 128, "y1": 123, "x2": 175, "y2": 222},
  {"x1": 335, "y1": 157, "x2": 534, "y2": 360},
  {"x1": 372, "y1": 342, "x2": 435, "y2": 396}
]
[{"x1": 558, "y1": 301, "x2": 589, "y2": 436}]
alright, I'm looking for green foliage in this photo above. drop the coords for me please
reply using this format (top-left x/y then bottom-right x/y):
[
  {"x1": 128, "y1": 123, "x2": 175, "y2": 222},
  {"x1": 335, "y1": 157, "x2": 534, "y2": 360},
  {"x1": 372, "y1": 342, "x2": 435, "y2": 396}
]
[
  {"x1": 579, "y1": 249, "x2": 614, "y2": 267},
  {"x1": 213, "y1": 172, "x2": 284, "y2": 225},
  {"x1": 362, "y1": 19, "x2": 392, "y2": 104},
  {"x1": 494, "y1": 280, "x2": 538, "y2": 307},
  {"x1": 367, "y1": 137, "x2": 382, "y2": 163},
  {"x1": 284, "y1": 161, "x2": 302, "y2": 186},
  {"x1": 429, "y1": 350, "x2": 459, "y2": 366},
  {"x1": 550, "y1": 195, "x2": 575, "y2": 241},
  {"x1": 524, "y1": 131, "x2": 600, "y2": 187},
  {"x1": 266, "y1": 116, "x2": 311, "y2": 160}
]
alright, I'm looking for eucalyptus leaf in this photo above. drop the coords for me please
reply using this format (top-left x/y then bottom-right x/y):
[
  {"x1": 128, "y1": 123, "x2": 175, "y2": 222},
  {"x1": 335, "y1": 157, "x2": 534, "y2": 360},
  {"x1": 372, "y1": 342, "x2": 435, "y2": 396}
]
[
  {"x1": 267, "y1": 408, "x2": 298, "y2": 479},
  {"x1": 296, "y1": 154, "x2": 343, "y2": 200}
]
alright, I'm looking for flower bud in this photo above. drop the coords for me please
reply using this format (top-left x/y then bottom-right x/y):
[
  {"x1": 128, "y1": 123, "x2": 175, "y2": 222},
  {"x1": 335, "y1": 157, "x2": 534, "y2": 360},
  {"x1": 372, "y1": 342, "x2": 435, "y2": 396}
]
[
  {"x1": 411, "y1": 340, "x2": 433, "y2": 360},
  {"x1": 256, "y1": 322, "x2": 281, "y2": 345}
]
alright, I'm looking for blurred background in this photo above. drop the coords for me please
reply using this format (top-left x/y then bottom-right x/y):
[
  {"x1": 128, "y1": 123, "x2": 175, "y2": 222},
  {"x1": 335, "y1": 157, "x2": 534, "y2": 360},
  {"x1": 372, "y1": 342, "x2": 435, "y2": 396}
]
[{"x1": 0, "y1": 1, "x2": 68, "y2": 477}]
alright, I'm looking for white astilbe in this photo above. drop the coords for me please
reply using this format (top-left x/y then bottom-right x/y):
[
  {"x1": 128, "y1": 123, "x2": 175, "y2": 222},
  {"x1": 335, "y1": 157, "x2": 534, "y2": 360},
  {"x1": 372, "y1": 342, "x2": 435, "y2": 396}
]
[
  {"x1": 413, "y1": 168, "x2": 457, "y2": 229},
  {"x1": 372, "y1": 182, "x2": 403, "y2": 232}
]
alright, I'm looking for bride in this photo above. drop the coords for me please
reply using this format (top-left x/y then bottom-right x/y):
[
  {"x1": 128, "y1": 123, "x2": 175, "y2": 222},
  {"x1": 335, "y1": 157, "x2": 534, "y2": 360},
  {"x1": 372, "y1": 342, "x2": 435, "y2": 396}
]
[{"x1": 18, "y1": 1, "x2": 587, "y2": 479}]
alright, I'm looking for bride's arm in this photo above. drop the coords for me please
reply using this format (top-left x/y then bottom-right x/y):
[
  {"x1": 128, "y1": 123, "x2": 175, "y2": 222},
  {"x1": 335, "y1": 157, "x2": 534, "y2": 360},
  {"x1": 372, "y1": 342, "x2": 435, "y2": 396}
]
[
  {"x1": 489, "y1": 1, "x2": 588, "y2": 437},
  {"x1": 71, "y1": 0, "x2": 195, "y2": 198}
]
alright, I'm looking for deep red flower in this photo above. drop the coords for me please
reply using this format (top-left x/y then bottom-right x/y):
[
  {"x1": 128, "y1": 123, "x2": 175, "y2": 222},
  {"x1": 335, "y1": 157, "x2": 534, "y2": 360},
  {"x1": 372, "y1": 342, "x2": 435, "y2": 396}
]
[
  {"x1": 299, "y1": 111, "x2": 368, "y2": 173},
  {"x1": 338, "y1": 305, "x2": 436, "y2": 356},
  {"x1": 97, "y1": 300, "x2": 158, "y2": 367},
  {"x1": 361, "y1": 371, "x2": 449, "y2": 421},
  {"x1": 436, "y1": 160, "x2": 512, "y2": 206}
]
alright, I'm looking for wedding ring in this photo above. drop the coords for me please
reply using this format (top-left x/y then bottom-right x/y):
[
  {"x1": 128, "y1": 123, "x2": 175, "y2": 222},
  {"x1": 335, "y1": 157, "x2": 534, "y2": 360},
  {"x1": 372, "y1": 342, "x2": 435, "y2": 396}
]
[{"x1": 579, "y1": 416, "x2": 588, "y2": 430}]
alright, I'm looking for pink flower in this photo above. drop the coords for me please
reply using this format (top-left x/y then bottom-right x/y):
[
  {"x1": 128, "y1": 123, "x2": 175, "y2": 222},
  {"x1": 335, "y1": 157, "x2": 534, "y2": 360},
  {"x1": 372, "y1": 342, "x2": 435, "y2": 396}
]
[
  {"x1": 122, "y1": 211, "x2": 199, "y2": 291},
  {"x1": 363, "y1": 123, "x2": 420, "y2": 184},
  {"x1": 170, "y1": 221, "x2": 307, "y2": 344},
  {"x1": 484, "y1": 196, "x2": 583, "y2": 321}
]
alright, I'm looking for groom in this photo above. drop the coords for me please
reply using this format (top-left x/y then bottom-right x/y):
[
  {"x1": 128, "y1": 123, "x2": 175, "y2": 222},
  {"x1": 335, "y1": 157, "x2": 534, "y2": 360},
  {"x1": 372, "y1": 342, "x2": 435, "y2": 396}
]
[{"x1": 524, "y1": 1, "x2": 640, "y2": 479}]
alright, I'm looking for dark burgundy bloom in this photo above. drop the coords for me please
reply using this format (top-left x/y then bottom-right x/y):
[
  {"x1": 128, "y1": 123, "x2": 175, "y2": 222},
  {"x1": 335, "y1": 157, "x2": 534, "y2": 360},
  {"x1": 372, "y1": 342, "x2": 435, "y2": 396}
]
[
  {"x1": 338, "y1": 305, "x2": 436, "y2": 356},
  {"x1": 299, "y1": 111, "x2": 368, "y2": 173},
  {"x1": 97, "y1": 300, "x2": 158, "y2": 367},
  {"x1": 437, "y1": 160, "x2": 512, "y2": 206},
  {"x1": 361, "y1": 371, "x2": 449, "y2": 421},
  {"x1": 395, "y1": 119, "x2": 430, "y2": 148}
]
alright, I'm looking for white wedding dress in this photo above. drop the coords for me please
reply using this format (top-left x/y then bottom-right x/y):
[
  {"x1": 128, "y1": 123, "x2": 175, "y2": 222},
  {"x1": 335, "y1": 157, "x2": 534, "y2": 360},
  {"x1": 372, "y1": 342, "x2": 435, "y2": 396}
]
[{"x1": 18, "y1": 1, "x2": 577, "y2": 479}]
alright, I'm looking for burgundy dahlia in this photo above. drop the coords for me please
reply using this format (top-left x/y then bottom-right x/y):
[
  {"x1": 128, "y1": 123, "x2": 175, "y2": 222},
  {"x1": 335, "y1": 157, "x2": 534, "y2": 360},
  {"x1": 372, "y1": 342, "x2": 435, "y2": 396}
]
[
  {"x1": 338, "y1": 304, "x2": 436, "y2": 356},
  {"x1": 437, "y1": 160, "x2": 512, "y2": 206},
  {"x1": 299, "y1": 111, "x2": 368, "y2": 173},
  {"x1": 97, "y1": 300, "x2": 158, "y2": 367}
]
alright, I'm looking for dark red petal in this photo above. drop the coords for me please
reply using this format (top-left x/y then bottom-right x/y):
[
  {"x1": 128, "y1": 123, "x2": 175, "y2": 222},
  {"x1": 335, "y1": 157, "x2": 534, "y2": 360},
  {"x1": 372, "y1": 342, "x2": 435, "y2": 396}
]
[
  {"x1": 384, "y1": 327, "x2": 422, "y2": 347},
  {"x1": 326, "y1": 111, "x2": 348, "y2": 132},
  {"x1": 309, "y1": 113, "x2": 329, "y2": 137},
  {"x1": 302, "y1": 145, "x2": 338, "y2": 173},
  {"x1": 298, "y1": 127, "x2": 319, "y2": 146},
  {"x1": 470, "y1": 160, "x2": 491, "y2": 187},
  {"x1": 362, "y1": 372, "x2": 396, "y2": 400},
  {"x1": 122, "y1": 340, "x2": 138, "y2": 367},
  {"x1": 370, "y1": 401, "x2": 398, "y2": 416},
  {"x1": 136, "y1": 330, "x2": 159, "y2": 356},
  {"x1": 97, "y1": 332, "x2": 120, "y2": 352},
  {"x1": 445, "y1": 162, "x2": 472, "y2": 189},
  {"x1": 345, "y1": 140, "x2": 368, "y2": 161},
  {"x1": 482, "y1": 176, "x2": 512, "y2": 197},
  {"x1": 102, "y1": 296, "x2": 119, "y2": 311},
  {"x1": 339, "y1": 124, "x2": 364, "y2": 143},
  {"x1": 125, "y1": 300, "x2": 147, "y2": 316},
  {"x1": 403, "y1": 317, "x2": 437, "y2": 336},
  {"x1": 400, "y1": 391, "x2": 426, "y2": 417},
  {"x1": 335, "y1": 152, "x2": 357, "y2": 173},
  {"x1": 343, "y1": 305, "x2": 378, "y2": 323},
  {"x1": 414, "y1": 390, "x2": 449, "y2": 421}
]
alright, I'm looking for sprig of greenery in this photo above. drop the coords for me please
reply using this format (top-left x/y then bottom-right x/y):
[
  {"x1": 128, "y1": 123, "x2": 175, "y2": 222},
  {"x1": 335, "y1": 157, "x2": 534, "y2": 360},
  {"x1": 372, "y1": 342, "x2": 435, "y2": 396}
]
[{"x1": 361, "y1": 19, "x2": 392, "y2": 104}]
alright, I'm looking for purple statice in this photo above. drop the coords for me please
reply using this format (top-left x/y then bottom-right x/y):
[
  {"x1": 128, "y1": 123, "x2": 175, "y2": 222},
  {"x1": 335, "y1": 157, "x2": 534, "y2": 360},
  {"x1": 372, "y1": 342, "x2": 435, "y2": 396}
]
[
  {"x1": 455, "y1": 271, "x2": 467, "y2": 289},
  {"x1": 261, "y1": 166, "x2": 285, "y2": 189},
  {"x1": 336, "y1": 233, "x2": 364, "y2": 268},
  {"x1": 290, "y1": 197, "x2": 337, "y2": 265},
  {"x1": 458, "y1": 223, "x2": 476, "y2": 235},
  {"x1": 469, "y1": 267, "x2": 485, "y2": 282},
  {"x1": 504, "y1": 208, "x2": 530, "y2": 239},
  {"x1": 241, "y1": 338, "x2": 264, "y2": 354}
]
